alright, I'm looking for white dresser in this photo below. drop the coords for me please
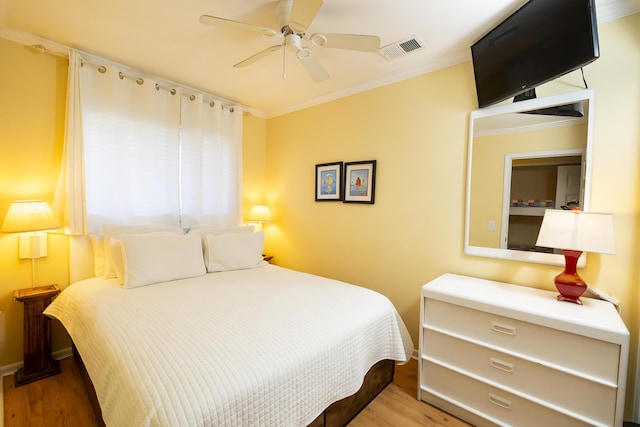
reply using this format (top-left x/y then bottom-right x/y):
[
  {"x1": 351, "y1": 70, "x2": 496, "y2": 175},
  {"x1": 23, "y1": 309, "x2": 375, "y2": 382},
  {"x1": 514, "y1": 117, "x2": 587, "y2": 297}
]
[{"x1": 418, "y1": 273, "x2": 630, "y2": 427}]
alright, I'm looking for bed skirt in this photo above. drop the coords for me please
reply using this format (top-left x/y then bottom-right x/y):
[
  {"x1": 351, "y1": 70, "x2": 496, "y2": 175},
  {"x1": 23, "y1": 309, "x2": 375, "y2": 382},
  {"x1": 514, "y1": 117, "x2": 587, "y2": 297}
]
[{"x1": 72, "y1": 344, "x2": 394, "y2": 427}]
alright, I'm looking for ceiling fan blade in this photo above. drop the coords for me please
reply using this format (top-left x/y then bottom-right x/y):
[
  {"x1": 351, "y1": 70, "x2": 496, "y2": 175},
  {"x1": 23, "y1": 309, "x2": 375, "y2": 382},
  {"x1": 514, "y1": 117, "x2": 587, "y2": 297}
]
[
  {"x1": 199, "y1": 15, "x2": 280, "y2": 37},
  {"x1": 288, "y1": 0, "x2": 323, "y2": 34},
  {"x1": 309, "y1": 33, "x2": 381, "y2": 52},
  {"x1": 233, "y1": 45, "x2": 282, "y2": 68},
  {"x1": 297, "y1": 51, "x2": 329, "y2": 83}
]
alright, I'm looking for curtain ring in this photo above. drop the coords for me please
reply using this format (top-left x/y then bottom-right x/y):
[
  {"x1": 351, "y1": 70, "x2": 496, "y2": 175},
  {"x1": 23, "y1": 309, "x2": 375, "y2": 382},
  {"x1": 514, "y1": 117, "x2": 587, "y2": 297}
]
[
  {"x1": 136, "y1": 78, "x2": 144, "y2": 85},
  {"x1": 209, "y1": 101, "x2": 215, "y2": 108},
  {"x1": 189, "y1": 94, "x2": 196, "y2": 101},
  {"x1": 119, "y1": 72, "x2": 124, "y2": 80},
  {"x1": 98, "y1": 65, "x2": 107, "y2": 73},
  {"x1": 155, "y1": 83, "x2": 160, "y2": 91},
  {"x1": 170, "y1": 88, "x2": 176, "y2": 95}
]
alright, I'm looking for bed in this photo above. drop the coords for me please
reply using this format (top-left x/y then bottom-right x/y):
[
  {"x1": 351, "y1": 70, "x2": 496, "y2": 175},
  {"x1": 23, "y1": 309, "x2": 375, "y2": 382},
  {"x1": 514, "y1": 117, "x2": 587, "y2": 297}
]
[{"x1": 44, "y1": 228, "x2": 413, "y2": 427}]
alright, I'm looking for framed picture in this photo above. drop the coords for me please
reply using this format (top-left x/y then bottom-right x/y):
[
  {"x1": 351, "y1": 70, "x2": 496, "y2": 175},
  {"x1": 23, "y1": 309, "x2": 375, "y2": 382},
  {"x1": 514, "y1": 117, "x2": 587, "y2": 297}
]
[
  {"x1": 344, "y1": 160, "x2": 376, "y2": 204},
  {"x1": 315, "y1": 162, "x2": 343, "y2": 201}
]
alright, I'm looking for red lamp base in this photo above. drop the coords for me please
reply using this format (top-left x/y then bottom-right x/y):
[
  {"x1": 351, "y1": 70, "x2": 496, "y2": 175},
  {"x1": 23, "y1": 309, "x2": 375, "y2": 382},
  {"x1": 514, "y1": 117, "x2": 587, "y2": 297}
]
[{"x1": 554, "y1": 249, "x2": 587, "y2": 305}]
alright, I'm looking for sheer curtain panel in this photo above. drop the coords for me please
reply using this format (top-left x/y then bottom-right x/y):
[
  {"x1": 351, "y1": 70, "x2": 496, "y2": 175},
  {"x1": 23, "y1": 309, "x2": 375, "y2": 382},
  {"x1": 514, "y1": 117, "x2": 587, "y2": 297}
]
[
  {"x1": 180, "y1": 94, "x2": 243, "y2": 229},
  {"x1": 53, "y1": 50, "x2": 85, "y2": 235},
  {"x1": 80, "y1": 64, "x2": 181, "y2": 233}
]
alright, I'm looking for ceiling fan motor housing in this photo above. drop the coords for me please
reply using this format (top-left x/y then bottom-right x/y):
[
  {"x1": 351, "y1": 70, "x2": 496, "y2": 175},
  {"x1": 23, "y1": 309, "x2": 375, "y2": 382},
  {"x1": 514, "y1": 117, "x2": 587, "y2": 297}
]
[{"x1": 285, "y1": 34, "x2": 310, "y2": 58}]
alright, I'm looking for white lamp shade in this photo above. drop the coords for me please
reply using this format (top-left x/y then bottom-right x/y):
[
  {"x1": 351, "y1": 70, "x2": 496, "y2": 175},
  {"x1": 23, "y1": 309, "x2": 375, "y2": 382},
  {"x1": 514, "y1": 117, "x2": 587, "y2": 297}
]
[
  {"x1": 1, "y1": 200, "x2": 61, "y2": 233},
  {"x1": 535, "y1": 210, "x2": 615, "y2": 254},
  {"x1": 248, "y1": 204, "x2": 272, "y2": 223}
]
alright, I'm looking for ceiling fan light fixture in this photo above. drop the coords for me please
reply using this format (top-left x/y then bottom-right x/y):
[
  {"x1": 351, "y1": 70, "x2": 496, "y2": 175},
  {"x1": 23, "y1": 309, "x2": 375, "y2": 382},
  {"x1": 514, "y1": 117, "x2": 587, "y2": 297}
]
[
  {"x1": 310, "y1": 33, "x2": 327, "y2": 47},
  {"x1": 296, "y1": 47, "x2": 311, "y2": 59},
  {"x1": 261, "y1": 29, "x2": 280, "y2": 37}
]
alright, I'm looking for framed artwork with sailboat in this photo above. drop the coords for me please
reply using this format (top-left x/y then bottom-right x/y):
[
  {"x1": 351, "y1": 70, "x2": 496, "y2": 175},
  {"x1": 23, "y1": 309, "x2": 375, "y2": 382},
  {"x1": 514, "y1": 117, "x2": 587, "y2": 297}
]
[
  {"x1": 315, "y1": 161, "x2": 343, "y2": 201},
  {"x1": 344, "y1": 160, "x2": 376, "y2": 204}
]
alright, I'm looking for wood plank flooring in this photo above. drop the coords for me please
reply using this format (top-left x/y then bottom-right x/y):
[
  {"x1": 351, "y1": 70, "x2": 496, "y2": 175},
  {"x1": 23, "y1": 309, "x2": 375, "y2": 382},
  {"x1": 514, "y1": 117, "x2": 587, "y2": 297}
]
[{"x1": 4, "y1": 357, "x2": 470, "y2": 426}]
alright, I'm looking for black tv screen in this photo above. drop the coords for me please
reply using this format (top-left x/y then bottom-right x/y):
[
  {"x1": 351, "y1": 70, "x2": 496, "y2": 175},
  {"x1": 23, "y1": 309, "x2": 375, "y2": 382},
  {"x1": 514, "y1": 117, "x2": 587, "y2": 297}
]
[{"x1": 471, "y1": 0, "x2": 599, "y2": 108}]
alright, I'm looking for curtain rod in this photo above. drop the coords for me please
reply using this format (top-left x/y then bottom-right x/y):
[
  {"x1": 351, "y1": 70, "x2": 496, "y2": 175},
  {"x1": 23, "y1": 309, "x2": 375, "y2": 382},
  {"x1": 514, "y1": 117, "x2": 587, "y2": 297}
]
[
  {"x1": 0, "y1": 28, "x2": 264, "y2": 117},
  {"x1": 81, "y1": 59, "x2": 235, "y2": 112}
]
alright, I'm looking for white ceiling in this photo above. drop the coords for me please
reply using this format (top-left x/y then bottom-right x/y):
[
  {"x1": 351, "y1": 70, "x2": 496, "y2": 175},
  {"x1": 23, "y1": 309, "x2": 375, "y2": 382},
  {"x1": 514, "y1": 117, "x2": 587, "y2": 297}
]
[{"x1": 1, "y1": 0, "x2": 638, "y2": 117}]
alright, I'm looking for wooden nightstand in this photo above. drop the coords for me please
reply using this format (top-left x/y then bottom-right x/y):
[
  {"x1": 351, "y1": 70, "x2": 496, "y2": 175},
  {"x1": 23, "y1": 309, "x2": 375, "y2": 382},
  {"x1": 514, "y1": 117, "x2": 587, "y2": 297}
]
[{"x1": 14, "y1": 284, "x2": 61, "y2": 386}]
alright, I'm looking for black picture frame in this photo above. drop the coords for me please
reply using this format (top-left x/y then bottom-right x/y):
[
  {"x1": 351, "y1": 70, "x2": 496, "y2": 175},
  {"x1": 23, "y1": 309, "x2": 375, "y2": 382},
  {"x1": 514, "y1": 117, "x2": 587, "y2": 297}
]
[
  {"x1": 315, "y1": 162, "x2": 343, "y2": 201},
  {"x1": 343, "y1": 160, "x2": 376, "y2": 204}
]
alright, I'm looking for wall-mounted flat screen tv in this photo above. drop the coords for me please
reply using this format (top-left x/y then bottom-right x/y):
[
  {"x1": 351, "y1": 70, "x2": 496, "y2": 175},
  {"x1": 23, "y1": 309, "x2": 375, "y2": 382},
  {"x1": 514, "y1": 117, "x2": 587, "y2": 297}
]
[{"x1": 471, "y1": 0, "x2": 599, "y2": 108}]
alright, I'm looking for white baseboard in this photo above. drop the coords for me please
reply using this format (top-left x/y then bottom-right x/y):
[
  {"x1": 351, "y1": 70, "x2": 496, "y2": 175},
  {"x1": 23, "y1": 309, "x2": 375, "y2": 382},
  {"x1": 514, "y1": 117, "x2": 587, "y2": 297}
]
[{"x1": 0, "y1": 347, "x2": 73, "y2": 376}]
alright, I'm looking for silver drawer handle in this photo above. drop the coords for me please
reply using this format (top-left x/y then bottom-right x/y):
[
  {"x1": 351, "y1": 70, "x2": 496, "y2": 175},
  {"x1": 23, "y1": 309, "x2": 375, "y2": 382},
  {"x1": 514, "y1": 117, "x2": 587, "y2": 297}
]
[
  {"x1": 490, "y1": 357, "x2": 514, "y2": 373},
  {"x1": 491, "y1": 322, "x2": 517, "y2": 336},
  {"x1": 489, "y1": 393, "x2": 512, "y2": 410}
]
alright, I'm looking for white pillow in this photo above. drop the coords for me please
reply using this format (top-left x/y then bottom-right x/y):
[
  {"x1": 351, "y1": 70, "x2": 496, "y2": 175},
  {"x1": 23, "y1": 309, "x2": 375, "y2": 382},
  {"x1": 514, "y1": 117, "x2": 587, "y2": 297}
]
[
  {"x1": 110, "y1": 231, "x2": 180, "y2": 283},
  {"x1": 120, "y1": 233, "x2": 206, "y2": 289},
  {"x1": 206, "y1": 231, "x2": 267, "y2": 272},
  {"x1": 102, "y1": 224, "x2": 183, "y2": 278},
  {"x1": 188, "y1": 225, "x2": 255, "y2": 261}
]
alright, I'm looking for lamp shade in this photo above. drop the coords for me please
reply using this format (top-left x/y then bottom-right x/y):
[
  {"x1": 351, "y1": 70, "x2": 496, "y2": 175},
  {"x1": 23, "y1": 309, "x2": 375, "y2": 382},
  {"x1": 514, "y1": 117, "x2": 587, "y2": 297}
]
[
  {"x1": 535, "y1": 210, "x2": 615, "y2": 254},
  {"x1": 1, "y1": 200, "x2": 61, "y2": 233},
  {"x1": 248, "y1": 204, "x2": 272, "y2": 223}
]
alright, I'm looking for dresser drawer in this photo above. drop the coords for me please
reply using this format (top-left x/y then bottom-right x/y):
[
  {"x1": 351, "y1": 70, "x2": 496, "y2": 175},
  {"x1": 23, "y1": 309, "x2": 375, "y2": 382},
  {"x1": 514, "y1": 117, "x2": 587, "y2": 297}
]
[
  {"x1": 423, "y1": 299, "x2": 620, "y2": 383},
  {"x1": 420, "y1": 360, "x2": 599, "y2": 427},
  {"x1": 422, "y1": 328, "x2": 616, "y2": 425}
]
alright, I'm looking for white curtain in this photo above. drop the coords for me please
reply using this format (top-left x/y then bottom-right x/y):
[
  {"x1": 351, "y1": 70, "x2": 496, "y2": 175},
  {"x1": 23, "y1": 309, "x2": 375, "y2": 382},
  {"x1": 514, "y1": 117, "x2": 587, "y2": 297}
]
[
  {"x1": 54, "y1": 52, "x2": 243, "y2": 234},
  {"x1": 80, "y1": 63, "x2": 182, "y2": 233},
  {"x1": 53, "y1": 50, "x2": 85, "y2": 235},
  {"x1": 180, "y1": 94, "x2": 243, "y2": 229}
]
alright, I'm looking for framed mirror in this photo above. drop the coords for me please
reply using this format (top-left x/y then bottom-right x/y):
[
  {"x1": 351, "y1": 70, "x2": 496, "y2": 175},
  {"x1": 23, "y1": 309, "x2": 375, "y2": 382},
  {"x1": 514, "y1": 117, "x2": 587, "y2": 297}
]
[{"x1": 464, "y1": 89, "x2": 594, "y2": 266}]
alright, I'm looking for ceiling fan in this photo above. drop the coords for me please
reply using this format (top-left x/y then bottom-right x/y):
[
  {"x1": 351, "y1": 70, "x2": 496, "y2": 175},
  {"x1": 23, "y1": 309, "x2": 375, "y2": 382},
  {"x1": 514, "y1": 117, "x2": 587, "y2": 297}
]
[{"x1": 199, "y1": 0, "x2": 381, "y2": 83}]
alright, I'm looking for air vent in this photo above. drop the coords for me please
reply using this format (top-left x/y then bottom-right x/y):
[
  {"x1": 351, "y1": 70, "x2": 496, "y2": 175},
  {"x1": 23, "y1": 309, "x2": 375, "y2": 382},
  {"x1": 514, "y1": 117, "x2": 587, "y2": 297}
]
[{"x1": 378, "y1": 34, "x2": 426, "y2": 61}]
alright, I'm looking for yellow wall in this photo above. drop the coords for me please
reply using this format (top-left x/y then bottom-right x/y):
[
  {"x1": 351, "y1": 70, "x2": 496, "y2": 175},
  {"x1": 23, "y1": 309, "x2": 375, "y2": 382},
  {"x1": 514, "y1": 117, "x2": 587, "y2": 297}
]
[
  {"x1": 242, "y1": 112, "x2": 268, "y2": 215},
  {"x1": 0, "y1": 38, "x2": 69, "y2": 366},
  {"x1": 262, "y1": 14, "x2": 640, "y2": 417}
]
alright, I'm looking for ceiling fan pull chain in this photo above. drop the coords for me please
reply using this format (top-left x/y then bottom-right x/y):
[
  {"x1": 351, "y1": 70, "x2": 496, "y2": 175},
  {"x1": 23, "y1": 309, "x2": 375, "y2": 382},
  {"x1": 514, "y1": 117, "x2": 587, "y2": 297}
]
[{"x1": 282, "y1": 44, "x2": 287, "y2": 79}]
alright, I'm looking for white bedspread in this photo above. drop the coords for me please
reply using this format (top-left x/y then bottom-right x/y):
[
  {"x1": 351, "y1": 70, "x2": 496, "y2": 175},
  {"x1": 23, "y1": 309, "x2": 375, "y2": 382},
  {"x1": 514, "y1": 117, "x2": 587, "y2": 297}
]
[{"x1": 45, "y1": 265, "x2": 413, "y2": 427}]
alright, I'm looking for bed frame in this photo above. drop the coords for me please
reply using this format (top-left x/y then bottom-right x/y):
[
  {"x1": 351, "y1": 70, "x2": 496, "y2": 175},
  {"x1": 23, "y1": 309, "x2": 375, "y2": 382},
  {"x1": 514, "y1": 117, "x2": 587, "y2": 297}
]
[{"x1": 73, "y1": 345, "x2": 394, "y2": 427}]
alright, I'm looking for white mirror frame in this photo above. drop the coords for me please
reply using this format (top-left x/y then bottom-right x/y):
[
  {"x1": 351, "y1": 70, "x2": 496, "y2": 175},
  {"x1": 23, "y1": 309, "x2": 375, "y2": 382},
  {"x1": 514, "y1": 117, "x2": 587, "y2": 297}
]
[{"x1": 464, "y1": 89, "x2": 595, "y2": 266}]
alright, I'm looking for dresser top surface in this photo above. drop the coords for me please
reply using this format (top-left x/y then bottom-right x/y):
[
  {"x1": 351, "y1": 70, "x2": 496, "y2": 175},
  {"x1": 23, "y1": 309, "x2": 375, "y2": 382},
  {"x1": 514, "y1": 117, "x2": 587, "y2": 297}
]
[{"x1": 423, "y1": 273, "x2": 629, "y2": 342}]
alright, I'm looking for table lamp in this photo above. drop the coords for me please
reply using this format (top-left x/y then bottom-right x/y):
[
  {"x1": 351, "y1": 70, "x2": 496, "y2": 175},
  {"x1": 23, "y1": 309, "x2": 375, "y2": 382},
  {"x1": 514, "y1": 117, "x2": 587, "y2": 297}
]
[
  {"x1": 1, "y1": 200, "x2": 61, "y2": 287},
  {"x1": 248, "y1": 204, "x2": 271, "y2": 231},
  {"x1": 535, "y1": 210, "x2": 615, "y2": 304}
]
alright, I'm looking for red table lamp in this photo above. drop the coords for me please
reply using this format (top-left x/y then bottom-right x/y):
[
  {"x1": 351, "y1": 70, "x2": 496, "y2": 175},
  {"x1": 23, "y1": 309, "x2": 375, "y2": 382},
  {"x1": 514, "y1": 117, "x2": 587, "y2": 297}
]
[{"x1": 535, "y1": 210, "x2": 615, "y2": 304}]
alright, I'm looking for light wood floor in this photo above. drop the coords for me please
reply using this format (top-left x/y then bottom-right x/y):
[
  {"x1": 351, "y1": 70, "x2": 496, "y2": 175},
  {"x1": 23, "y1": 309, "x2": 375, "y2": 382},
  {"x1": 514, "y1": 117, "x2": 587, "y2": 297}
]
[{"x1": 4, "y1": 357, "x2": 470, "y2": 427}]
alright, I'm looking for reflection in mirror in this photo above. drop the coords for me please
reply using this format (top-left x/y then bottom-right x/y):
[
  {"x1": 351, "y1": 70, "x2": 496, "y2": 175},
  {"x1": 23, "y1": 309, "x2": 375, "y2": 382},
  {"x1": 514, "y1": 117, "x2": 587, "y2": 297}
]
[
  {"x1": 465, "y1": 90, "x2": 594, "y2": 266},
  {"x1": 503, "y1": 151, "x2": 584, "y2": 252}
]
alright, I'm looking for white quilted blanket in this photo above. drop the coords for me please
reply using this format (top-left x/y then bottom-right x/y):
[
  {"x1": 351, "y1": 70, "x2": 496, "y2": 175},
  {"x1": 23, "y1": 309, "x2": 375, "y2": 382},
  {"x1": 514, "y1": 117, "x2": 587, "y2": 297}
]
[{"x1": 45, "y1": 265, "x2": 413, "y2": 427}]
